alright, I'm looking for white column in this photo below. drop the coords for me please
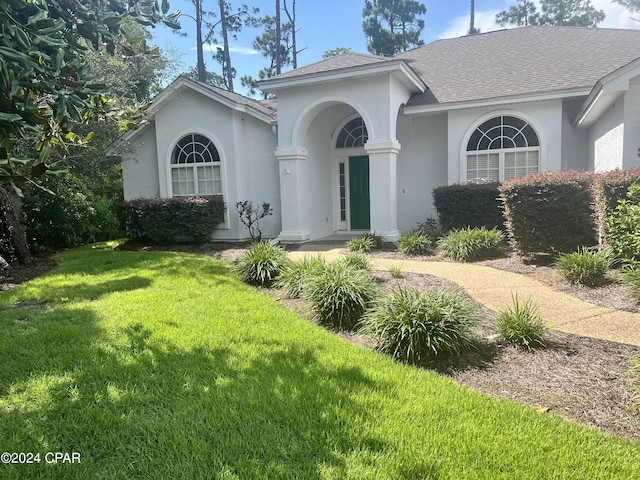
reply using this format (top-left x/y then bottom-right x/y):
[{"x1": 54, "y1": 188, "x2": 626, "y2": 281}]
[
  {"x1": 365, "y1": 140, "x2": 401, "y2": 242},
  {"x1": 275, "y1": 146, "x2": 311, "y2": 242}
]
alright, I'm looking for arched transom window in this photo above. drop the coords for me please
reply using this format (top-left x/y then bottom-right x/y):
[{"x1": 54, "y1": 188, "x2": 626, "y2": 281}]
[
  {"x1": 466, "y1": 115, "x2": 540, "y2": 183},
  {"x1": 336, "y1": 117, "x2": 368, "y2": 149},
  {"x1": 170, "y1": 134, "x2": 222, "y2": 196}
]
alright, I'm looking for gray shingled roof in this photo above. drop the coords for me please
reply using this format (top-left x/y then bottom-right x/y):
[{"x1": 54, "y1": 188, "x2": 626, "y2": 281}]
[
  {"x1": 397, "y1": 26, "x2": 640, "y2": 107},
  {"x1": 194, "y1": 79, "x2": 277, "y2": 118},
  {"x1": 268, "y1": 27, "x2": 640, "y2": 108}
]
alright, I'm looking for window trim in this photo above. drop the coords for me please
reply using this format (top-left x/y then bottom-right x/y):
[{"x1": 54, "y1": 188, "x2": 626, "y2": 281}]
[
  {"x1": 170, "y1": 133, "x2": 222, "y2": 196},
  {"x1": 460, "y1": 111, "x2": 544, "y2": 183}
]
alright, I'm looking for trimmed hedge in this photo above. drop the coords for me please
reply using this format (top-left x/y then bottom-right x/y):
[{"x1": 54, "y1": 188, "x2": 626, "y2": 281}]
[
  {"x1": 499, "y1": 171, "x2": 596, "y2": 255},
  {"x1": 122, "y1": 196, "x2": 225, "y2": 244},
  {"x1": 595, "y1": 168, "x2": 640, "y2": 244},
  {"x1": 433, "y1": 182, "x2": 504, "y2": 231}
]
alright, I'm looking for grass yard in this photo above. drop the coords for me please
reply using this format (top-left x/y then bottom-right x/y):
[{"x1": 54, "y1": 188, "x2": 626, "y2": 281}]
[{"x1": 0, "y1": 243, "x2": 638, "y2": 479}]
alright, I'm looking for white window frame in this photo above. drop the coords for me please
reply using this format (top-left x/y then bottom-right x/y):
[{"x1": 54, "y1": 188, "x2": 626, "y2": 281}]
[
  {"x1": 170, "y1": 133, "x2": 222, "y2": 196},
  {"x1": 461, "y1": 112, "x2": 543, "y2": 183}
]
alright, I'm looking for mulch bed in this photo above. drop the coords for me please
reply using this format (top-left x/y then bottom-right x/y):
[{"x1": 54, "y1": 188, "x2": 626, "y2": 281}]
[{"x1": 2, "y1": 241, "x2": 639, "y2": 441}]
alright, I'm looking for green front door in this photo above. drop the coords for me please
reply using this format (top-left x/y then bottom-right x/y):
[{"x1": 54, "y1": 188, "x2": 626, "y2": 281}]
[{"x1": 349, "y1": 156, "x2": 370, "y2": 230}]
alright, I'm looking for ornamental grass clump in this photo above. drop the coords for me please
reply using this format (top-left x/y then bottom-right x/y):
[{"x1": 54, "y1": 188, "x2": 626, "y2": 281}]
[
  {"x1": 556, "y1": 247, "x2": 612, "y2": 287},
  {"x1": 233, "y1": 242, "x2": 289, "y2": 286},
  {"x1": 340, "y1": 252, "x2": 372, "y2": 271},
  {"x1": 622, "y1": 266, "x2": 640, "y2": 300},
  {"x1": 398, "y1": 229, "x2": 432, "y2": 255},
  {"x1": 347, "y1": 232, "x2": 383, "y2": 252},
  {"x1": 437, "y1": 227, "x2": 505, "y2": 262},
  {"x1": 275, "y1": 255, "x2": 327, "y2": 298},
  {"x1": 304, "y1": 260, "x2": 377, "y2": 330},
  {"x1": 360, "y1": 288, "x2": 478, "y2": 365},
  {"x1": 496, "y1": 295, "x2": 548, "y2": 350}
]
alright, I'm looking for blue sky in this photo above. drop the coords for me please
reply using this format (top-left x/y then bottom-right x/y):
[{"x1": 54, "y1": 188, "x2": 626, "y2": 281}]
[{"x1": 151, "y1": 0, "x2": 639, "y2": 93}]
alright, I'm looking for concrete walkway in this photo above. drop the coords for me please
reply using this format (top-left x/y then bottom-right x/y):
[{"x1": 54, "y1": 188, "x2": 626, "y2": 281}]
[{"x1": 288, "y1": 247, "x2": 640, "y2": 348}]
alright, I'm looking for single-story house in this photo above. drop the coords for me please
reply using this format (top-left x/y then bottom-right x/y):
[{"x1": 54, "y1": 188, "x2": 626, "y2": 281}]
[{"x1": 120, "y1": 26, "x2": 640, "y2": 242}]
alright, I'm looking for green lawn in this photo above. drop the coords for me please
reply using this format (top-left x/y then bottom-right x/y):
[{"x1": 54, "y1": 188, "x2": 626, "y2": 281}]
[{"x1": 0, "y1": 244, "x2": 638, "y2": 479}]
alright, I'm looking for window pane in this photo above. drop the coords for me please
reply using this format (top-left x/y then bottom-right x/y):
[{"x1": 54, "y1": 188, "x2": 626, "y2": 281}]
[
  {"x1": 172, "y1": 167, "x2": 195, "y2": 195},
  {"x1": 336, "y1": 118, "x2": 368, "y2": 149},
  {"x1": 467, "y1": 153, "x2": 499, "y2": 183}
]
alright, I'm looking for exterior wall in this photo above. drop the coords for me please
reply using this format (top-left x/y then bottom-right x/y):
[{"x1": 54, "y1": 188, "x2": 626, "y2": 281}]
[
  {"x1": 561, "y1": 99, "x2": 590, "y2": 171},
  {"x1": 122, "y1": 126, "x2": 160, "y2": 200},
  {"x1": 446, "y1": 99, "x2": 564, "y2": 184},
  {"x1": 589, "y1": 96, "x2": 624, "y2": 172},
  {"x1": 396, "y1": 113, "x2": 448, "y2": 230},
  {"x1": 623, "y1": 79, "x2": 640, "y2": 169},
  {"x1": 124, "y1": 87, "x2": 279, "y2": 241}
]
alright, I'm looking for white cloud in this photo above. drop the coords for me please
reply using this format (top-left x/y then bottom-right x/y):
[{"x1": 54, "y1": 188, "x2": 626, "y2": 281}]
[
  {"x1": 192, "y1": 44, "x2": 260, "y2": 55},
  {"x1": 438, "y1": 1, "x2": 639, "y2": 40}
]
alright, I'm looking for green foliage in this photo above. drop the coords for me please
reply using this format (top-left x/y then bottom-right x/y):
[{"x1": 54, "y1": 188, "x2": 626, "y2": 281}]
[
  {"x1": 496, "y1": 295, "x2": 548, "y2": 350},
  {"x1": 499, "y1": 171, "x2": 596, "y2": 255},
  {"x1": 362, "y1": 0, "x2": 427, "y2": 56},
  {"x1": 437, "y1": 227, "x2": 505, "y2": 262},
  {"x1": 235, "y1": 200, "x2": 273, "y2": 241},
  {"x1": 360, "y1": 288, "x2": 478, "y2": 364},
  {"x1": 556, "y1": 247, "x2": 612, "y2": 287},
  {"x1": 415, "y1": 217, "x2": 445, "y2": 241},
  {"x1": 23, "y1": 175, "x2": 122, "y2": 252},
  {"x1": 304, "y1": 261, "x2": 377, "y2": 329},
  {"x1": 122, "y1": 196, "x2": 225, "y2": 244},
  {"x1": 605, "y1": 181, "x2": 640, "y2": 265},
  {"x1": 234, "y1": 241, "x2": 290, "y2": 286},
  {"x1": 433, "y1": 182, "x2": 504, "y2": 232},
  {"x1": 495, "y1": 0, "x2": 605, "y2": 27},
  {"x1": 0, "y1": 0, "x2": 180, "y2": 189},
  {"x1": 389, "y1": 264, "x2": 403, "y2": 278},
  {"x1": 622, "y1": 266, "x2": 640, "y2": 300},
  {"x1": 340, "y1": 252, "x2": 372, "y2": 271},
  {"x1": 398, "y1": 229, "x2": 432, "y2": 255},
  {"x1": 275, "y1": 255, "x2": 327, "y2": 298},
  {"x1": 347, "y1": 233, "x2": 382, "y2": 253}
]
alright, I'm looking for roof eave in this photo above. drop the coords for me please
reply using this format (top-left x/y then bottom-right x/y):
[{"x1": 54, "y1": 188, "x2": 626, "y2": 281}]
[
  {"x1": 403, "y1": 88, "x2": 591, "y2": 116},
  {"x1": 259, "y1": 59, "x2": 426, "y2": 93}
]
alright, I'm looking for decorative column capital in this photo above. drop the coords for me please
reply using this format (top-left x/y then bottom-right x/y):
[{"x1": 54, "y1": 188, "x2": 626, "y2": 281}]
[
  {"x1": 275, "y1": 146, "x2": 308, "y2": 161},
  {"x1": 365, "y1": 139, "x2": 401, "y2": 155}
]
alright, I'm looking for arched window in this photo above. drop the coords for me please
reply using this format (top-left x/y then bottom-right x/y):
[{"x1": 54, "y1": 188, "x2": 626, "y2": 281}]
[
  {"x1": 336, "y1": 117, "x2": 368, "y2": 149},
  {"x1": 466, "y1": 115, "x2": 540, "y2": 182},
  {"x1": 170, "y1": 134, "x2": 222, "y2": 196}
]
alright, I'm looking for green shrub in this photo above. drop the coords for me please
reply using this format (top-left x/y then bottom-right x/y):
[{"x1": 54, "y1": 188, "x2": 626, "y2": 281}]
[
  {"x1": 304, "y1": 261, "x2": 377, "y2": 329},
  {"x1": 496, "y1": 296, "x2": 548, "y2": 350},
  {"x1": 433, "y1": 182, "x2": 504, "y2": 231},
  {"x1": 622, "y1": 266, "x2": 640, "y2": 299},
  {"x1": 398, "y1": 229, "x2": 432, "y2": 255},
  {"x1": 389, "y1": 264, "x2": 403, "y2": 278},
  {"x1": 437, "y1": 227, "x2": 505, "y2": 262},
  {"x1": 416, "y1": 217, "x2": 445, "y2": 241},
  {"x1": 122, "y1": 196, "x2": 225, "y2": 244},
  {"x1": 275, "y1": 255, "x2": 327, "y2": 298},
  {"x1": 556, "y1": 247, "x2": 612, "y2": 287},
  {"x1": 340, "y1": 252, "x2": 372, "y2": 271},
  {"x1": 347, "y1": 232, "x2": 383, "y2": 252},
  {"x1": 499, "y1": 171, "x2": 596, "y2": 255},
  {"x1": 234, "y1": 242, "x2": 290, "y2": 286},
  {"x1": 595, "y1": 168, "x2": 640, "y2": 231},
  {"x1": 360, "y1": 288, "x2": 478, "y2": 365},
  {"x1": 605, "y1": 181, "x2": 640, "y2": 265}
]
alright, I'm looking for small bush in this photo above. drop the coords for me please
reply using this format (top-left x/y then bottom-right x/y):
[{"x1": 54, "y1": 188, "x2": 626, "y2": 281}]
[
  {"x1": 437, "y1": 227, "x2": 505, "y2": 262},
  {"x1": 275, "y1": 255, "x2": 326, "y2": 298},
  {"x1": 496, "y1": 296, "x2": 548, "y2": 350},
  {"x1": 416, "y1": 218, "x2": 445, "y2": 241},
  {"x1": 360, "y1": 288, "x2": 478, "y2": 365},
  {"x1": 340, "y1": 252, "x2": 372, "y2": 271},
  {"x1": 389, "y1": 264, "x2": 403, "y2": 278},
  {"x1": 605, "y1": 181, "x2": 640, "y2": 265},
  {"x1": 234, "y1": 242, "x2": 289, "y2": 286},
  {"x1": 622, "y1": 266, "x2": 640, "y2": 300},
  {"x1": 433, "y1": 182, "x2": 504, "y2": 231},
  {"x1": 122, "y1": 196, "x2": 225, "y2": 244},
  {"x1": 304, "y1": 261, "x2": 377, "y2": 330},
  {"x1": 347, "y1": 232, "x2": 383, "y2": 252},
  {"x1": 398, "y1": 230, "x2": 432, "y2": 255},
  {"x1": 556, "y1": 247, "x2": 612, "y2": 287}
]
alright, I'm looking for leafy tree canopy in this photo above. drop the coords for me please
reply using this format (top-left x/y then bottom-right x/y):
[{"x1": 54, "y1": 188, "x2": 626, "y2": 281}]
[
  {"x1": 362, "y1": 0, "x2": 427, "y2": 57},
  {"x1": 0, "y1": 0, "x2": 180, "y2": 194},
  {"x1": 496, "y1": 0, "x2": 605, "y2": 27},
  {"x1": 614, "y1": 0, "x2": 640, "y2": 12}
]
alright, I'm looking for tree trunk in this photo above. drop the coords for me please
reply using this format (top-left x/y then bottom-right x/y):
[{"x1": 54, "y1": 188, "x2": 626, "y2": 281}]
[
  {"x1": 196, "y1": 0, "x2": 206, "y2": 82},
  {"x1": 0, "y1": 187, "x2": 32, "y2": 266},
  {"x1": 284, "y1": 0, "x2": 297, "y2": 69},
  {"x1": 219, "y1": 0, "x2": 234, "y2": 91},
  {"x1": 275, "y1": 0, "x2": 281, "y2": 75}
]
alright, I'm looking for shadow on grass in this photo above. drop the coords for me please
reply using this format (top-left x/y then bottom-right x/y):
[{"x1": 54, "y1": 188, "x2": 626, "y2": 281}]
[{"x1": 0, "y1": 308, "x2": 410, "y2": 479}]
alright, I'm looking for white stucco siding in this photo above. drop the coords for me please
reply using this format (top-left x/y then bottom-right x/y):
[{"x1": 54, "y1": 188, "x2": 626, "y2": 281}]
[
  {"x1": 623, "y1": 79, "x2": 640, "y2": 169},
  {"x1": 122, "y1": 126, "x2": 160, "y2": 200},
  {"x1": 396, "y1": 113, "x2": 448, "y2": 230},
  {"x1": 590, "y1": 97, "x2": 624, "y2": 172},
  {"x1": 561, "y1": 99, "x2": 590, "y2": 171},
  {"x1": 447, "y1": 100, "x2": 563, "y2": 184}
]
